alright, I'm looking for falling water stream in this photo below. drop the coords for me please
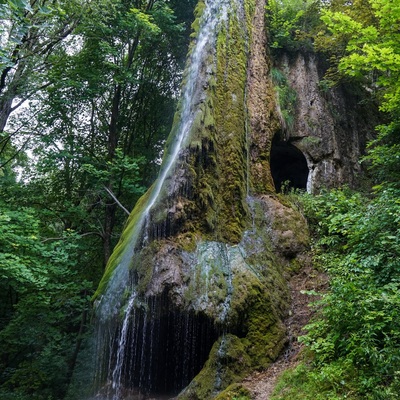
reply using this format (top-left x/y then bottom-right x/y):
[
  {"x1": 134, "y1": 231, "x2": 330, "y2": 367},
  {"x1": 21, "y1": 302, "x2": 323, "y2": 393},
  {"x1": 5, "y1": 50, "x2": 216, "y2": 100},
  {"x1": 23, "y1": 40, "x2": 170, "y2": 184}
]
[
  {"x1": 92, "y1": 1, "x2": 236, "y2": 399},
  {"x1": 111, "y1": 293, "x2": 137, "y2": 399},
  {"x1": 96, "y1": 0, "x2": 232, "y2": 322}
]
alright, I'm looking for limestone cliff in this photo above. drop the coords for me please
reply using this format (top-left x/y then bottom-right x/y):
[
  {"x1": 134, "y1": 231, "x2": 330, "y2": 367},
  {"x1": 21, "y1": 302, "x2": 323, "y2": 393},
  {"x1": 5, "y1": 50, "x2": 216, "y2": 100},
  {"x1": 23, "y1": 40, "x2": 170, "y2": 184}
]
[
  {"x1": 273, "y1": 52, "x2": 380, "y2": 192},
  {"x1": 80, "y1": 1, "x2": 380, "y2": 399}
]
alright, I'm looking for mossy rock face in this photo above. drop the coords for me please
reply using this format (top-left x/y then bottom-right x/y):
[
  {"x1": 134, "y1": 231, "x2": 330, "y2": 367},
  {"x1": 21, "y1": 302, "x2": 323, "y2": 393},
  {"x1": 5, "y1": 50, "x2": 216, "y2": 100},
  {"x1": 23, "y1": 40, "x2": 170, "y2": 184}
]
[
  {"x1": 179, "y1": 335, "x2": 252, "y2": 400},
  {"x1": 94, "y1": 0, "x2": 274, "y2": 301},
  {"x1": 91, "y1": 0, "x2": 311, "y2": 398},
  {"x1": 141, "y1": 237, "x2": 287, "y2": 323},
  {"x1": 128, "y1": 195, "x2": 297, "y2": 397},
  {"x1": 175, "y1": 274, "x2": 287, "y2": 399},
  {"x1": 259, "y1": 195, "x2": 310, "y2": 259}
]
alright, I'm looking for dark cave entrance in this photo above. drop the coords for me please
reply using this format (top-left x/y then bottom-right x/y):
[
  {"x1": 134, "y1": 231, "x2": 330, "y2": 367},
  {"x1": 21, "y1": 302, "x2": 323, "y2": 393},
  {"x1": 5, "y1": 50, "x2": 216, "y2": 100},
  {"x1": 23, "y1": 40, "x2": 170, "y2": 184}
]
[
  {"x1": 270, "y1": 138, "x2": 309, "y2": 192},
  {"x1": 115, "y1": 292, "x2": 220, "y2": 397}
]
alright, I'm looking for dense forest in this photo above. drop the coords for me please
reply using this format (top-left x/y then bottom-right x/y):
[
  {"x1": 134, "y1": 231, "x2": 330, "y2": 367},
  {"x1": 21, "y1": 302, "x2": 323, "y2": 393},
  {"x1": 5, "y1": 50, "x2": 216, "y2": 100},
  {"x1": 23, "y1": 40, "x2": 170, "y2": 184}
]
[
  {"x1": 267, "y1": 0, "x2": 400, "y2": 398},
  {"x1": 0, "y1": 0, "x2": 197, "y2": 398},
  {"x1": 0, "y1": 0, "x2": 399, "y2": 399}
]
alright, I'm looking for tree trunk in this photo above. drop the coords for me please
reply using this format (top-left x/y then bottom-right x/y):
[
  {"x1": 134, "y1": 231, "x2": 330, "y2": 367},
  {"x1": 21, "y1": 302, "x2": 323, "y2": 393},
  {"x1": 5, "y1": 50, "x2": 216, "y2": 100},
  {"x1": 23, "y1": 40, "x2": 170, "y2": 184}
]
[
  {"x1": 65, "y1": 307, "x2": 88, "y2": 392},
  {"x1": 103, "y1": 83, "x2": 122, "y2": 267}
]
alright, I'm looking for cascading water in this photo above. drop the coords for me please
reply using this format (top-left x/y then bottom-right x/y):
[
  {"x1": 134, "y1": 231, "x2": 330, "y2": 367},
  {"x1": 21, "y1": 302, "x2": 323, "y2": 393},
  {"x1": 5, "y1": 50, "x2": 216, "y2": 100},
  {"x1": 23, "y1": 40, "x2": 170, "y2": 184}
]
[
  {"x1": 67, "y1": 0, "x2": 308, "y2": 398},
  {"x1": 90, "y1": 1, "x2": 238, "y2": 398},
  {"x1": 111, "y1": 293, "x2": 137, "y2": 399},
  {"x1": 95, "y1": 0, "x2": 232, "y2": 322}
]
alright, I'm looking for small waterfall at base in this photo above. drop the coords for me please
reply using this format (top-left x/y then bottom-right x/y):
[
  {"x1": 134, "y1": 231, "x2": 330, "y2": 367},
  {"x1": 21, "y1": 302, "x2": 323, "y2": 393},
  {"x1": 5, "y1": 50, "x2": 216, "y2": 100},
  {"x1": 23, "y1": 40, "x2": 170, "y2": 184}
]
[
  {"x1": 89, "y1": 1, "x2": 236, "y2": 399},
  {"x1": 111, "y1": 293, "x2": 137, "y2": 400},
  {"x1": 93, "y1": 292, "x2": 221, "y2": 399}
]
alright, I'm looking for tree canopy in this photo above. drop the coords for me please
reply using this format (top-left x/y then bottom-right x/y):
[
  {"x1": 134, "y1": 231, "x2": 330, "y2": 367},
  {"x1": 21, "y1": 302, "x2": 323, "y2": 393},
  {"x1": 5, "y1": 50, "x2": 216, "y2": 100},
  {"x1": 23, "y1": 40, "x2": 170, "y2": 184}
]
[
  {"x1": 268, "y1": 0, "x2": 400, "y2": 398},
  {"x1": 0, "y1": 0, "x2": 196, "y2": 398}
]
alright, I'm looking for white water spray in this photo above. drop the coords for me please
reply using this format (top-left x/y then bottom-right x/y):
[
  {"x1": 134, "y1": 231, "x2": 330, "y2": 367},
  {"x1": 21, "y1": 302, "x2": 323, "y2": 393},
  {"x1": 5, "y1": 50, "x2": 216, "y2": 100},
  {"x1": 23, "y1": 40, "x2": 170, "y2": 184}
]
[
  {"x1": 111, "y1": 293, "x2": 137, "y2": 399},
  {"x1": 94, "y1": 1, "x2": 234, "y2": 398},
  {"x1": 96, "y1": 0, "x2": 232, "y2": 322}
]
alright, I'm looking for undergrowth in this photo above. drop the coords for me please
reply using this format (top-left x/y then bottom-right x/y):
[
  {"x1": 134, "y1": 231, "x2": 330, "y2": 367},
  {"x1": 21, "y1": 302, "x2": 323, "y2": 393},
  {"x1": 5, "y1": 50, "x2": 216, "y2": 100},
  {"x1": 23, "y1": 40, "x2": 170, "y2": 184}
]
[
  {"x1": 272, "y1": 188, "x2": 400, "y2": 400},
  {"x1": 271, "y1": 68, "x2": 297, "y2": 133}
]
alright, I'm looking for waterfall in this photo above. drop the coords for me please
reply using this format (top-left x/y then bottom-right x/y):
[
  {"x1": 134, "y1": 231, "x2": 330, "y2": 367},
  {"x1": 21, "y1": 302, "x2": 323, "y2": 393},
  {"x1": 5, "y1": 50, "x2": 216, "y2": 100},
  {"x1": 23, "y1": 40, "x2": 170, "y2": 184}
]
[
  {"x1": 95, "y1": 0, "x2": 232, "y2": 322},
  {"x1": 66, "y1": 1, "x2": 312, "y2": 399},
  {"x1": 90, "y1": 1, "x2": 234, "y2": 398}
]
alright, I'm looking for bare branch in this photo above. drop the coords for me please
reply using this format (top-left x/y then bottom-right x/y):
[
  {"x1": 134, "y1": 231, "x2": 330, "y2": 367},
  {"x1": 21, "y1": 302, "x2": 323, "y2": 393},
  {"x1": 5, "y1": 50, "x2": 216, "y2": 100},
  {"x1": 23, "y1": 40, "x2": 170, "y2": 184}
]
[
  {"x1": 103, "y1": 186, "x2": 130, "y2": 216},
  {"x1": 41, "y1": 232, "x2": 104, "y2": 243}
]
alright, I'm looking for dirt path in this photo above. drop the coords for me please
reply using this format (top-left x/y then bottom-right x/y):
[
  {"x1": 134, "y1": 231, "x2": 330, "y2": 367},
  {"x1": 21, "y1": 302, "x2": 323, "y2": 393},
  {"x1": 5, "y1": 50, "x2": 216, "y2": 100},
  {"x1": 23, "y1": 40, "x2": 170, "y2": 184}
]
[{"x1": 242, "y1": 263, "x2": 327, "y2": 399}]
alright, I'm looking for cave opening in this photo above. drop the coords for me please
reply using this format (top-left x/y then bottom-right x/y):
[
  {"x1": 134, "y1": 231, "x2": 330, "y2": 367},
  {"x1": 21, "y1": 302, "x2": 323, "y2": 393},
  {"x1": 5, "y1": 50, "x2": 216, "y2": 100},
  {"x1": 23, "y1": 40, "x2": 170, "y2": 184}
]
[
  {"x1": 115, "y1": 292, "x2": 220, "y2": 398},
  {"x1": 270, "y1": 138, "x2": 309, "y2": 192}
]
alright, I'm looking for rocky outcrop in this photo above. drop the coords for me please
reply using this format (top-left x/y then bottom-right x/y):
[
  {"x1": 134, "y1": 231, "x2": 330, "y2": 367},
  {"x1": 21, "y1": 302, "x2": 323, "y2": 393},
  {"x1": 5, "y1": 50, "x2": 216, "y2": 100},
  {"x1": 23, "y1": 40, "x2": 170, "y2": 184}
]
[
  {"x1": 138, "y1": 194, "x2": 309, "y2": 400},
  {"x1": 81, "y1": 1, "x2": 383, "y2": 399},
  {"x1": 275, "y1": 52, "x2": 380, "y2": 192},
  {"x1": 247, "y1": 0, "x2": 280, "y2": 193}
]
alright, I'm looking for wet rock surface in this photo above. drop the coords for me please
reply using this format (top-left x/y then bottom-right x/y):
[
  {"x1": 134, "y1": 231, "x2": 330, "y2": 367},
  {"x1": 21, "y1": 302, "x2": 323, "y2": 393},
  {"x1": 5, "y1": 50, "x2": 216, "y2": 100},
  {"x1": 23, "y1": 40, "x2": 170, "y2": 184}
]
[{"x1": 133, "y1": 192, "x2": 310, "y2": 399}]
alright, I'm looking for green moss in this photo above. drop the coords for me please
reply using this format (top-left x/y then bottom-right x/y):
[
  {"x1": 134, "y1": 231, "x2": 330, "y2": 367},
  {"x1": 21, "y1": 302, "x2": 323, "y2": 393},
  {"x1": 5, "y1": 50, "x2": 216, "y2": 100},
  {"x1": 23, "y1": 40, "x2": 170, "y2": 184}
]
[
  {"x1": 244, "y1": 0, "x2": 256, "y2": 33},
  {"x1": 214, "y1": 384, "x2": 251, "y2": 400},
  {"x1": 288, "y1": 256, "x2": 303, "y2": 273},
  {"x1": 229, "y1": 267, "x2": 287, "y2": 368},
  {"x1": 170, "y1": 3, "x2": 253, "y2": 242},
  {"x1": 130, "y1": 240, "x2": 162, "y2": 294},
  {"x1": 243, "y1": 291, "x2": 286, "y2": 368},
  {"x1": 157, "y1": 0, "x2": 258, "y2": 245},
  {"x1": 190, "y1": 0, "x2": 206, "y2": 39},
  {"x1": 179, "y1": 335, "x2": 252, "y2": 400},
  {"x1": 176, "y1": 232, "x2": 199, "y2": 252},
  {"x1": 212, "y1": 3, "x2": 251, "y2": 243},
  {"x1": 92, "y1": 187, "x2": 154, "y2": 300}
]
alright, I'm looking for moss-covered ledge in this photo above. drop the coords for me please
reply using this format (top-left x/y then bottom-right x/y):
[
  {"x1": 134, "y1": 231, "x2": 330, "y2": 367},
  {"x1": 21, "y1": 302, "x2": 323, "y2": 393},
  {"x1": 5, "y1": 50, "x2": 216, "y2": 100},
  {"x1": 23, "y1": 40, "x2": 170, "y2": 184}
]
[{"x1": 88, "y1": 1, "x2": 313, "y2": 399}]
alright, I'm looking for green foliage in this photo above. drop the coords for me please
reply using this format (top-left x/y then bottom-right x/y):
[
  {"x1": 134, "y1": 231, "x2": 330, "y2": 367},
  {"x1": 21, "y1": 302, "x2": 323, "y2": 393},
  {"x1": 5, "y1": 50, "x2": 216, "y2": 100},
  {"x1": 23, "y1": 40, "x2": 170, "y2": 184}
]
[
  {"x1": 272, "y1": 361, "x2": 360, "y2": 400},
  {"x1": 274, "y1": 187, "x2": 400, "y2": 399},
  {"x1": 0, "y1": 0, "x2": 63, "y2": 70},
  {"x1": 271, "y1": 68, "x2": 298, "y2": 132},
  {"x1": 2, "y1": 0, "x2": 195, "y2": 279},
  {"x1": 316, "y1": 0, "x2": 400, "y2": 109},
  {"x1": 265, "y1": 0, "x2": 322, "y2": 52},
  {"x1": 0, "y1": 198, "x2": 92, "y2": 399},
  {"x1": 363, "y1": 120, "x2": 400, "y2": 191}
]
